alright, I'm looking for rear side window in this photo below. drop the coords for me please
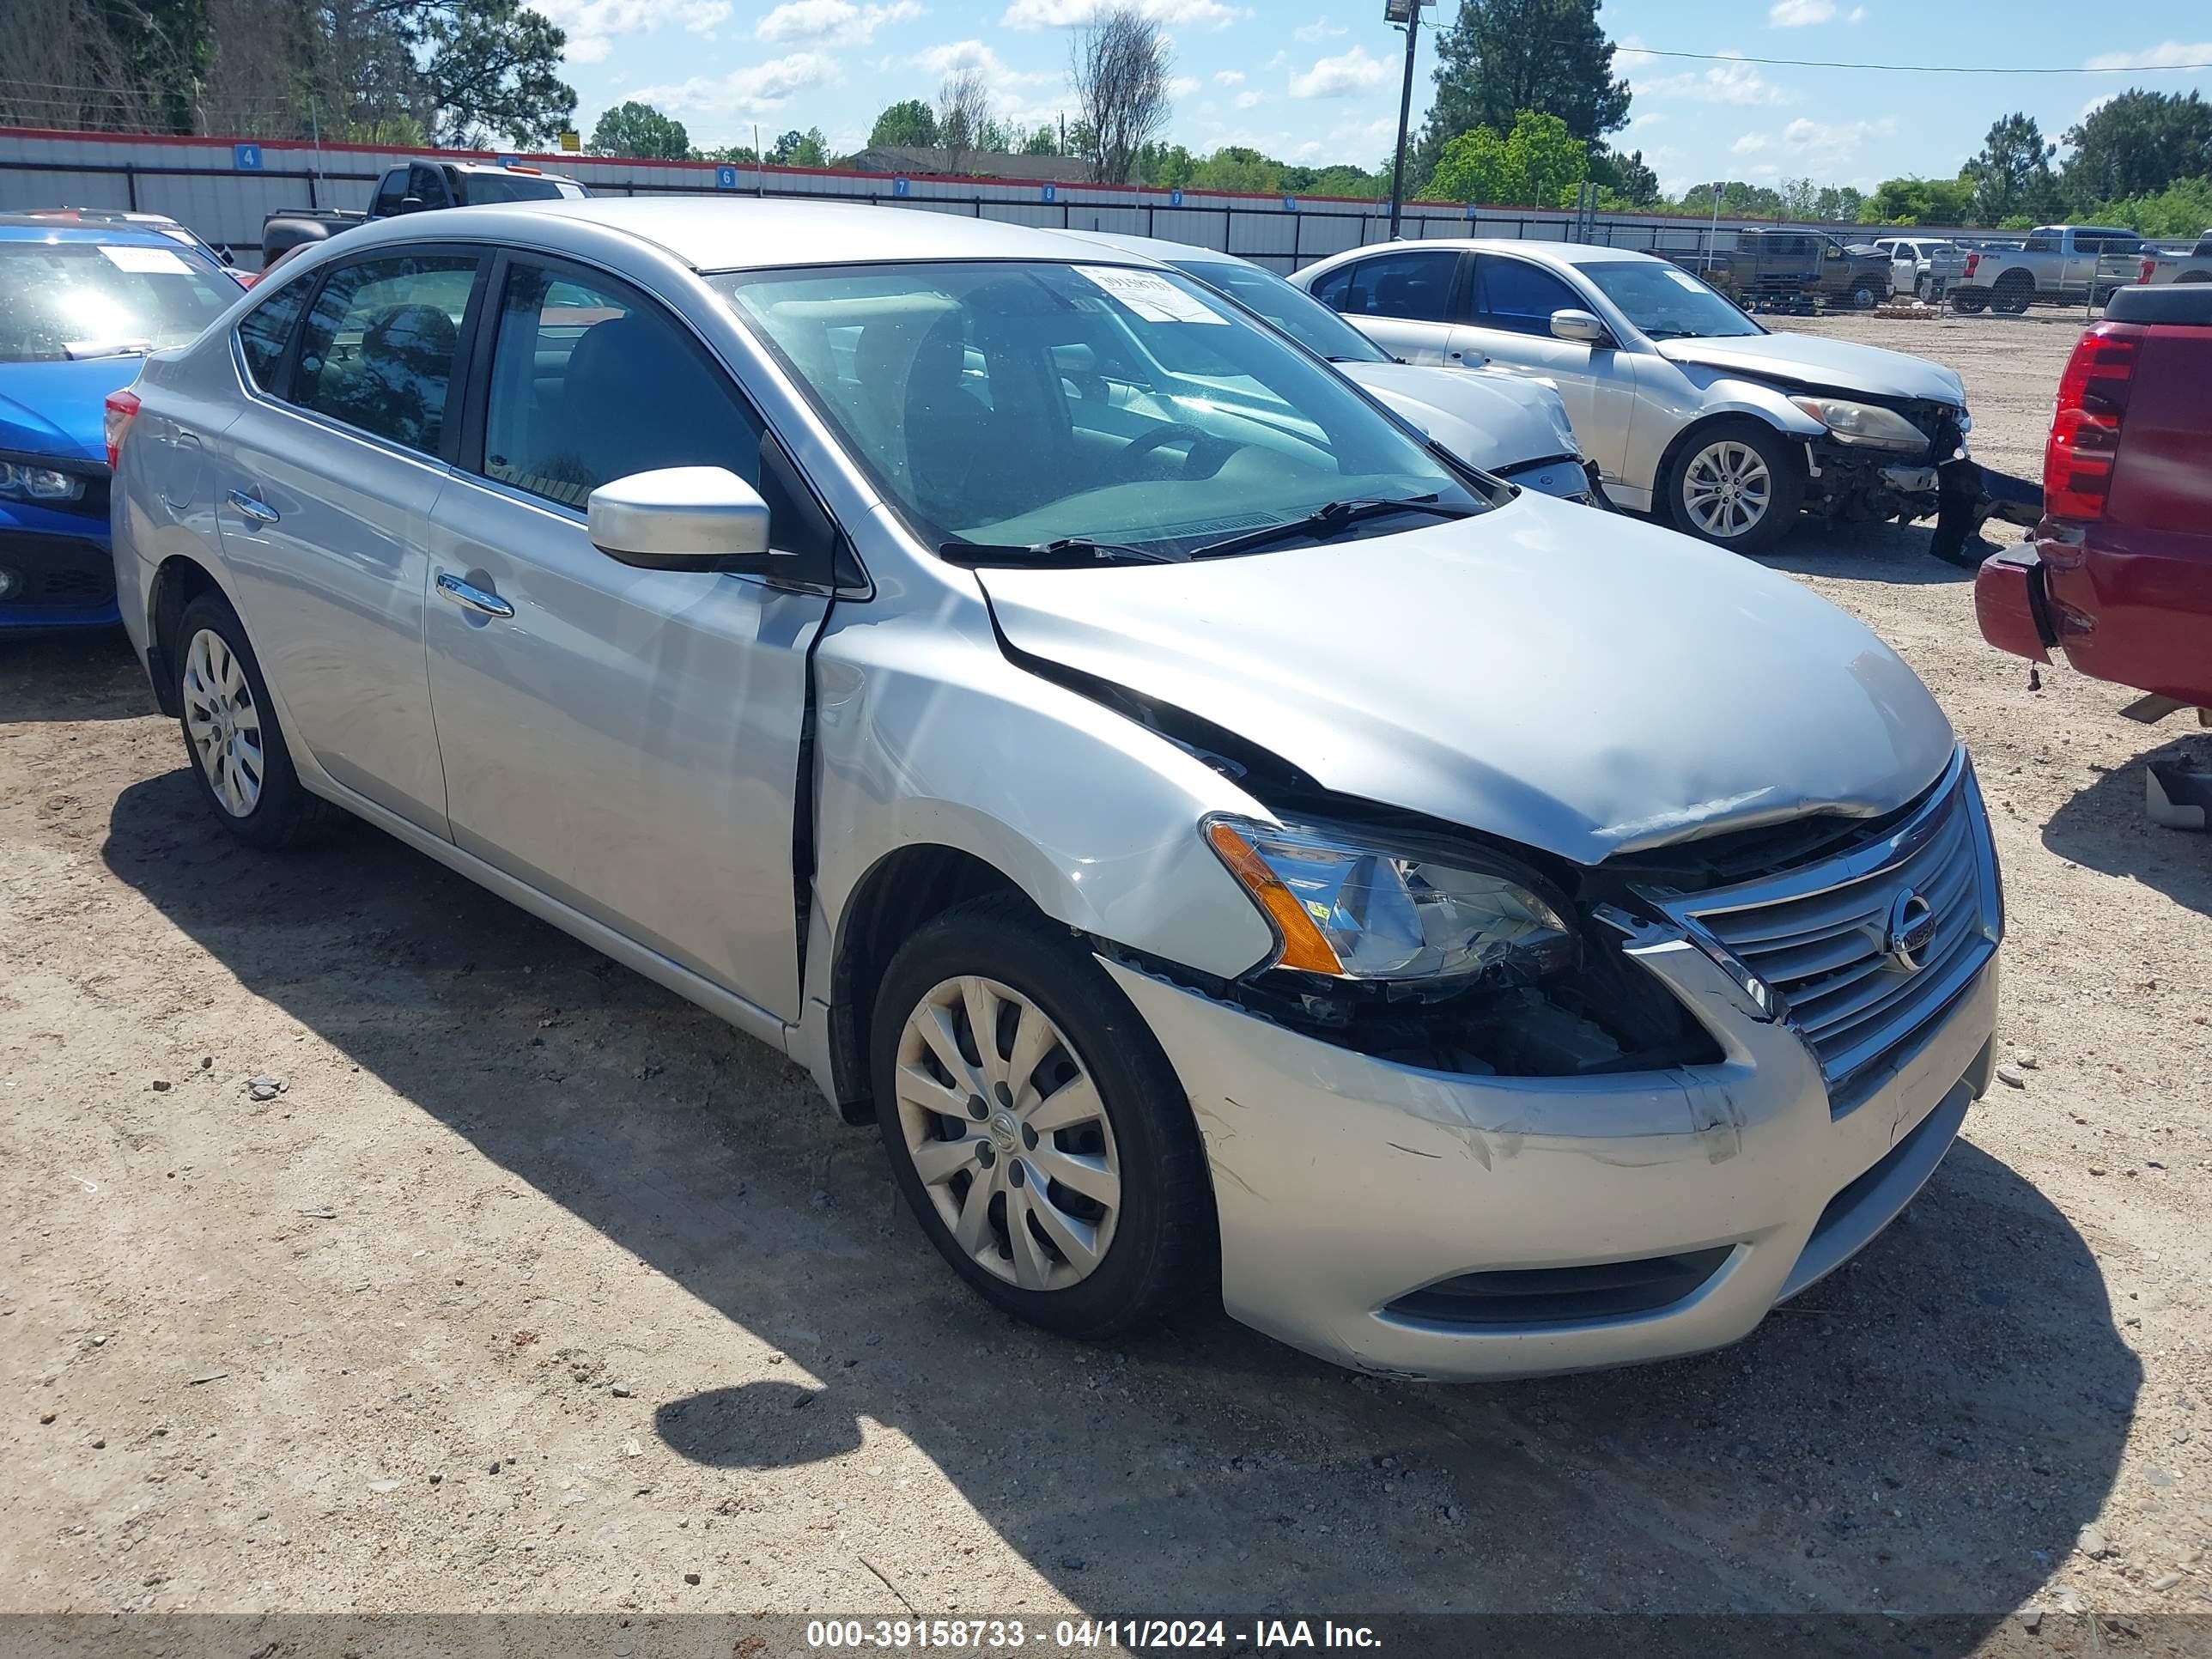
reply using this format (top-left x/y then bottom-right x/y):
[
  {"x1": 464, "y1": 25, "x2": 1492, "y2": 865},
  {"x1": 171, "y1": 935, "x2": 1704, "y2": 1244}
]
[
  {"x1": 235, "y1": 277, "x2": 307, "y2": 393},
  {"x1": 478, "y1": 260, "x2": 763, "y2": 510},
  {"x1": 292, "y1": 253, "x2": 479, "y2": 454},
  {"x1": 1337, "y1": 250, "x2": 1458, "y2": 321},
  {"x1": 2023, "y1": 234, "x2": 2057, "y2": 252}
]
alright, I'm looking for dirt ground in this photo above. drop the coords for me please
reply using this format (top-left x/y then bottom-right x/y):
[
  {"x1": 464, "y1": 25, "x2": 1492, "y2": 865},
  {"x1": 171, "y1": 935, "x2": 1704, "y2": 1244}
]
[{"x1": 2, "y1": 310, "x2": 2208, "y2": 1644}]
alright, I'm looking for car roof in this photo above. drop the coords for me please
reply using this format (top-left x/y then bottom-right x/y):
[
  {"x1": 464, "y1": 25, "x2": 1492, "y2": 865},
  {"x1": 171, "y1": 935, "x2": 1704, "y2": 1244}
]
[
  {"x1": 333, "y1": 196, "x2": 1171, "y2": 273},
  {"x1": 0, "y1": 216, "x2": 202, "y2": 248},
  {"x1": 1051, "y1": 227, "x2": 1259, "y2": 270},
  {"x1": 1310, "y1": 238, "x2": 1673, "y2": 270}
]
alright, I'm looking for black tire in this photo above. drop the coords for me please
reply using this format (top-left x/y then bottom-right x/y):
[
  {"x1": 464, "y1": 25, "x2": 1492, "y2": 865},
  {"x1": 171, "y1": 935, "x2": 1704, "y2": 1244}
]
[
  {"x1": 1991, "y1": 276, "x2": 2033, "y2": 315},
  {"x1": 1853, "y1": 285, "x2": 1878, "y2": 309},
  {"x1": 1952, "y1": 290, "x2": 1989, "y2": 314},
  {"x1": 871, "y1": 893, "x2": 1215, "y2": 1341},
  {"x1": 1662, "y1": 417, "x2": 1806, "y2": 556},
  {"x1": 172, "y1": 591, "x2": 342, "y2": 849}
]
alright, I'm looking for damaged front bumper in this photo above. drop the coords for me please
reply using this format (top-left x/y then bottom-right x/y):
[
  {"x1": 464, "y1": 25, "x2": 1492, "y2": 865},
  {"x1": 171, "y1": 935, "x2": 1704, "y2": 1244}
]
[{"x1": 1106, "y1": 943, "x2": 1996, "y2": 1381}]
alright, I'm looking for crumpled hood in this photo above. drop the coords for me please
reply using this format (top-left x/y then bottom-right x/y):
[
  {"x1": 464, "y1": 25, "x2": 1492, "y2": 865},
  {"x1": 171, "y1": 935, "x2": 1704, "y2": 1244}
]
[
  {"x1": 1335, "y1": 360, "x2": 1580, "y2": 471},
  {"x1": 0, "y1": 357, "x2": 141, "y2": 466},
  {"x1": 1657, "y1": 331, "x2": 1967, "y2": 406},
  {"x1": 981, "y1": 492, "x2": 1955, "y2": 866}
]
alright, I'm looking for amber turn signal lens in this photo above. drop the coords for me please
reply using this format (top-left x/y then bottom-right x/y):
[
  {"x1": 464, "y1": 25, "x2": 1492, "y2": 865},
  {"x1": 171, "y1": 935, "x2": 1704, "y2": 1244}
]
[{"x1": 1206, "y1": 820, "x2": 1346, "y2": 975}]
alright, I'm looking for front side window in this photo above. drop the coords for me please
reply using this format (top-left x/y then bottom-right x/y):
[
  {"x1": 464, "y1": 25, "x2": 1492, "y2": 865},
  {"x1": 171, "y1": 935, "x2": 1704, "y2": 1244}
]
[
  {"x1": 1579, "y1": 259, "x2": 1765, "y2": 340},
  {"x1": 0, "y1": 238, "x2": 235, "y2": 363},
  {"x1": 719, "y1": 260, "x2": 1481, "y2": 559},
  {"x1": 292, "y1": 254, "x2": 478, "y2": 453},
  {"x1": 480, "y1": 261, "x2": 763, "y2": 509},
  {"x1": 235, "y1": 273, "x2": 309, "y2": 392},
  {"x1": 1472, "y1": 256, "x2": 1583, "y2": 336},
  {"x1": 1334, "y1": 250, "x2": 1459, "y2": 321}
]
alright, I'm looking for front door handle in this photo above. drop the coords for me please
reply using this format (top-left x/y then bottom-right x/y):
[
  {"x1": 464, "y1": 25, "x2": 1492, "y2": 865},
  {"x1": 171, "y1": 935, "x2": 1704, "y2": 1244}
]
[
  {"x1": 436, "y1": 570, "x2": 514, "y2": 619},
  {"x1": 226, "y1": 488, "x2": 279, "y2": 526}
]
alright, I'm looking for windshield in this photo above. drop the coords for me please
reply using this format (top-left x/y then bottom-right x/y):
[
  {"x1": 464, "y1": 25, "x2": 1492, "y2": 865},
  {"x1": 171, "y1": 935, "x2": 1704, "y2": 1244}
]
[
  {"x1": 1579, "y1": 260, "x2": 1765, "y2": 340},
  {"x1": 0, "y1": 238, "x2": 236, "y2": 362},
  {"x1": 1166, "y1": 258, "x2": 1389, "y2": 364},
  {"x1": 717, "y1": 260, "x2": 1481, "y2": 560}
]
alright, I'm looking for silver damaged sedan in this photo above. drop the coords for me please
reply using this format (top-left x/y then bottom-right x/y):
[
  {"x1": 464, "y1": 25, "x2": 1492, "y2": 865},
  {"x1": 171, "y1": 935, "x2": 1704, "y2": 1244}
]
[{"x1": 109, "y1": 199, "x2": 2004, "y2": 1380}]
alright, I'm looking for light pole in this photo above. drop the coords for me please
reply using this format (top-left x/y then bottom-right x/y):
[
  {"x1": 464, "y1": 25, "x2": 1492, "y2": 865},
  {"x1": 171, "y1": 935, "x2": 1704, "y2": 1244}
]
[{"x1": 1384, "y1": 0, "x2": 1431, "y2": 240}]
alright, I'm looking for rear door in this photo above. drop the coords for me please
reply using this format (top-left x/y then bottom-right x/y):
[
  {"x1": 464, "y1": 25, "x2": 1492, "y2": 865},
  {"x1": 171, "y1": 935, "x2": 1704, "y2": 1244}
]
[
  {"x1": 421, "y1": 252, "x2": 831, "y2": 1018},
  {"x1": 1310, "y1": 248, "x2": 1466, "y2": 365},
  {"x1": 208, "y1": 245, "x2": 484, "y2": 834},
  {"x1": 1448, "y1": 252, "x2": 1635, "y2": 479}
]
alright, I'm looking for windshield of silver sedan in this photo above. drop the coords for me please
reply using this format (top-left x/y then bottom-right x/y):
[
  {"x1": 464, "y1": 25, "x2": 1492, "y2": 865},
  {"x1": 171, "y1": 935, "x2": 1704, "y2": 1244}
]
[
  {"x1": 715, "y1": 261, "x2": 1485, "y2": 562},
  {"x1": 1579, "y1": 259, "x2": 1766, "y2": 341}
]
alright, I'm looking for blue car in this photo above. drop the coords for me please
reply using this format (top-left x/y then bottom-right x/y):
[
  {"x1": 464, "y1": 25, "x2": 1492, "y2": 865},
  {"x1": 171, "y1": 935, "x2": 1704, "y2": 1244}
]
[{"x1": 1, "y1": 216, "x2": 242, "y2": 629}]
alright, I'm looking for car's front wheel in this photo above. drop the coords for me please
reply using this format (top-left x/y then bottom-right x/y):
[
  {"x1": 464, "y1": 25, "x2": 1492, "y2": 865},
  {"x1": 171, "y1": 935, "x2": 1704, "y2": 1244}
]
[
  {"x1": 173, "y1": 591, "x2": 339, "y2": 848},
  {"x1": 1664, "y1": 420, "x2": 1805, "y2": 554},
  {"x1": 872, "y1": 894, "x2": 1214, "y2": 1340}
]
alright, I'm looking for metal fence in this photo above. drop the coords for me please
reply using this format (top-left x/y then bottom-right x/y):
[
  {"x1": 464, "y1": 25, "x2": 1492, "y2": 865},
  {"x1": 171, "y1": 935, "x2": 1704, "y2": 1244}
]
[{"x1": 0, "y1": 125, "x2": 1961, "y2": 272}]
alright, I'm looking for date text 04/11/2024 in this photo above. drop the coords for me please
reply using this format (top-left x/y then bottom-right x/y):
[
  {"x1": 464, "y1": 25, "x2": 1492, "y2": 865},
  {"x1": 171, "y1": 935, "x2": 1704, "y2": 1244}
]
[{"x1": 804, "y1": 1620, "x2": 1383, "y2": 1650}]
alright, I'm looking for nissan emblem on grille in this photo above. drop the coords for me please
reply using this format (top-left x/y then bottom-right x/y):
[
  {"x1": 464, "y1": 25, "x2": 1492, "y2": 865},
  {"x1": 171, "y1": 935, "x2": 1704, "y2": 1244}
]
[{"x1": 1883, "y1": 889, "x2": 1937, "y2": 974}]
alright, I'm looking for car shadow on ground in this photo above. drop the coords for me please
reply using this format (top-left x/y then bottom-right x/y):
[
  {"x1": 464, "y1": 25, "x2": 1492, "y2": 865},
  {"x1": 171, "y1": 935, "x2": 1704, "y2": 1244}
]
[
  {"x1": 2042, "y1": 729, "x2": 2212, "y2": 917},
  {"x1": 99, "y1": 763, "x2": 2139, "y2": 1637},
  {"x1": 1760, "y1": 519, "x2": 1981, "y2": 586},
  {"x1": 0, "y1": 628, "x2": 149, "y2": 722}
]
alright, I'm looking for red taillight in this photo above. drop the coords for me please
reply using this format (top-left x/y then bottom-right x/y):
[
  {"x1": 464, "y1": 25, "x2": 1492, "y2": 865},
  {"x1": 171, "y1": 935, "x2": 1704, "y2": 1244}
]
[
  {"x1": 2043, "y1": 323, "x2": 2140, "y2": 522},
  {"x1": 1963, "y1": 252, "x2": 1980, "y2": 279},
  {"x1": 103, "y1": 388, "x2": 141, "y2": 471},
  {"x1": 2138, "y1": 257, "x2": 2155, "y2": 284}
]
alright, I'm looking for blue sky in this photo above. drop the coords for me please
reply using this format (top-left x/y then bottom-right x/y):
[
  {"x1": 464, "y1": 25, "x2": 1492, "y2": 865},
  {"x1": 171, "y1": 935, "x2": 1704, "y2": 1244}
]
[{"x1": 531, "y1": 0, "x2": 2212, "y2": 197}]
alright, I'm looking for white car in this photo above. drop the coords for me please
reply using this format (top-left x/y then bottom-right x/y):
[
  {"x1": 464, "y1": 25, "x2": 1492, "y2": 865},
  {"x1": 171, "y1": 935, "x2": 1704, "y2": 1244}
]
[
  {"x1": 1291, "y1": 240, "x2": 1975, "y2": 553},
  {"x1": 1870, "y1": 238, "x2": 1968, "y2": 302},
  {"x1": 1055, "y1": 230, "x2": 1601, "y2": 503}
]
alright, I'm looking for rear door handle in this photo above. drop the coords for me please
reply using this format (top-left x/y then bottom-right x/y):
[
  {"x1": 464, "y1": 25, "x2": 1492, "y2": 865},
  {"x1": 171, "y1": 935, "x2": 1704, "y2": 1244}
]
[
  {"x1": 226, "y1": 488, "x2": 278, "y2": 526},
  {"x1": 436, "y1": 571, "x2": 514, "y2": 620}
]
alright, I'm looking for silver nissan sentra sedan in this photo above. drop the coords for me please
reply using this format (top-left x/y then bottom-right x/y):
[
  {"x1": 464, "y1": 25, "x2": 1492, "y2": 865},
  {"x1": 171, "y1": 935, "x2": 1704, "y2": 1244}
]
[{"x1": 109, "y1": 198, "x2": 2003, "y2": 1380}]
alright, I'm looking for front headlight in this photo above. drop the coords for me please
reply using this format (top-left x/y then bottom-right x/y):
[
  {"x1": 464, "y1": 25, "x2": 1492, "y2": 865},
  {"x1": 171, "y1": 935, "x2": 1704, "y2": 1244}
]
[
  {"x1": 1205, "y1": 815, "x2": 1577, "y2": 983},
  {"x1": 0, "y1": 460, "x2": 88, "y2": 502},
  {"x1": 1788, "y1": 395, "x2": 1929, "y2": 453}
]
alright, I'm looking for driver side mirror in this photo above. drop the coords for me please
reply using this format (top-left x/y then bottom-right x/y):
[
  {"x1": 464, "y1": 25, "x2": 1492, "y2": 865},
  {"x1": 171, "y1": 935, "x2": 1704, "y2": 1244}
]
[
  {"x1": 1549, "y1": 308, "x2": 1613, "y2": 347},
  {"x1": 588, "y1": 466, "x2": 778, "y2": 571}
]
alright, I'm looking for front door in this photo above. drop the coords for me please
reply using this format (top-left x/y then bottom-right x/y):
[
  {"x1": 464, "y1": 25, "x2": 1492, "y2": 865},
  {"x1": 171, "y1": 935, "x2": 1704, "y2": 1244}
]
[
  {"x1": 1446, "y1": 252, "x2": 1636, "y2": 483},
  {"x1": 421, "y1": 255, "x2": 830, "y2": 1019},
  {"x1": 210, "y1": 247, "x2": 484, "y2": 835}
]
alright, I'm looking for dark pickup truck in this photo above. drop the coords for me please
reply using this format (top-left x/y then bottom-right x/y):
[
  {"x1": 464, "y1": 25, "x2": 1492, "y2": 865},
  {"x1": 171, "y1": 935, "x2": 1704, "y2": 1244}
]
[
  {"x1": 1977, "y1": 283, "x2": 2212, "y2": 819},
  {"x1": 260, "y1": 160, "x2": 588, "y2": 270},
  {"x1": 1668, "y1": 229, "x2": 1893, "y2": 310}
]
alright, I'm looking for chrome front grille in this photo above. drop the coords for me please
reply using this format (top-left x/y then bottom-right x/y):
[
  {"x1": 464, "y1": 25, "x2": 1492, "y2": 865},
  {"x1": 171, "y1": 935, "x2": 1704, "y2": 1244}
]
[{"x1": 1656, "y1": 750, "x2": 1998, "y2": 1103}]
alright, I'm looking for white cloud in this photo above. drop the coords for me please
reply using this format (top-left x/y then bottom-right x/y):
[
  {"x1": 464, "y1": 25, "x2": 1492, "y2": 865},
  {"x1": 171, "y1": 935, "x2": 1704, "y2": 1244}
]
[
  {"x1": 1627, "y1": 111, "x2": 1668, "y2": 131},
  {"x1": 1213, "y1": 68, "x2": 1244, "y2": 84},
  {"x1": 1782, "y1": 113, "x2": 1896, "y2": 165},
  {"x1": 913, "y1": 38, "x2": 1060, "y2": 85},
  {"x1": 536, "y1": 0, "x2": 731, "y2": 63},
  {"x1": 1293, "y1": 15, "x2": 1346, "y2": 40},
  {"x1": 1235, "y1": 88, "x2": 1262, "y2": 109},
  {"x1": 1167, "y1": 74, "x2": 1200, "y2": 97},
  {"x1": 566, "y1": 33, "x2": 612, "y2": 61},
  {"x1": 756, "y1": 0, "x2": 921, "y2": 45},
  {"x1": 1847, "y1": 6, "x2": 1864, "y2": 19},
  {"x1": 2082, "y1": 40, "x2": 2212, "y2": 70},
  {"x1": 1767, "y1": 0, "x2": 1833, "y2": 24},
  {"x1": 1731, "y1": 131, "x2": 1769, "y2": 154},
  {"x1": 1290, "y1": 43, "x2": 1387, "y2": 97},
  {"x1": 1634, "y1": 51, "x2": 1790, "y2": 106},
  {"x1": 1000, "y1": 0, "x2": 1246, "y2": 28},
  {"x1": 629, "y1": 50, "x2": 843, "y2": 116}
]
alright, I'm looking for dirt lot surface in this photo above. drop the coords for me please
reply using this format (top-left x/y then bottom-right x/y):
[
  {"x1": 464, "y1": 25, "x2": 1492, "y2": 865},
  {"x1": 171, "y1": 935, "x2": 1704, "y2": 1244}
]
[{"x1": 3, "y1": 312, "x2": 2208, "y2": 1644}]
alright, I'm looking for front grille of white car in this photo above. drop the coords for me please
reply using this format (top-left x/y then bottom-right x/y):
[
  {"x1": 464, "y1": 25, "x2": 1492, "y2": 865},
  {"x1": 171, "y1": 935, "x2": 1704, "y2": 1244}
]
[{"x1": 1655, "y1": 750, "x2": 1998, "y2": 1113}]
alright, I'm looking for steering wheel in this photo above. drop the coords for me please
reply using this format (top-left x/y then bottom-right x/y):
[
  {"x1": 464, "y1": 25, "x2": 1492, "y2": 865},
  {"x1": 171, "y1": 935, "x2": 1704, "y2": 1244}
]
[{"x1": 1109, "y1": 422, "x2": 1243, "y2": 482}]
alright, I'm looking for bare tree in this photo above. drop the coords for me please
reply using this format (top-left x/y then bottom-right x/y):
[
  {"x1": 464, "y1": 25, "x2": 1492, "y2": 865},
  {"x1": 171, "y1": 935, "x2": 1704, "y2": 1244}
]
[
  {"x1": 936, "y1": 65, "x2": 994, "y2": 175},
  {"x1": 1068, "y1": 3, "x2": 1170, "y2": 185}
]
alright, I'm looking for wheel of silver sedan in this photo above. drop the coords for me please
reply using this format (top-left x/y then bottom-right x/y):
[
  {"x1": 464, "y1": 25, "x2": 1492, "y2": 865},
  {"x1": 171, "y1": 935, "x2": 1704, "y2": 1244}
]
[
  {"x1": 893, "y1": 975, "x2": 1121, "y2": 1293},
  {"x1": 180, "y1": 625, "x2": 264, "y2": 817},
  {"x1": 1680, "y1": 440, "x2": 1773, "y2": 539}
]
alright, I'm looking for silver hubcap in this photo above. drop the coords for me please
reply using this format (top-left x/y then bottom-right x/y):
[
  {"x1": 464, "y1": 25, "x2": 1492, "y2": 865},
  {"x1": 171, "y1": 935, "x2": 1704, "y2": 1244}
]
[
  {"x1": 1683, "y1": 441, "x2": 1773, "y2": 538},
  {"x1": 895, "y1": 975, "x2": 1121, "y2": 1292},
  {"x1": 180, "y1": 627, "x2": 264, "y2": 817}
]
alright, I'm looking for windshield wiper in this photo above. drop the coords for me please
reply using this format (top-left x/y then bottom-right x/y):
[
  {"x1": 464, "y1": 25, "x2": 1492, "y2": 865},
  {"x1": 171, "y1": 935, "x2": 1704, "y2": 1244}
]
[
  {"x1": 939, "y1": 536, "x2": 1186, "y2": 568},
  {"x1": 1188, "y1": 495, "x2": 1474, "y2": 560}
]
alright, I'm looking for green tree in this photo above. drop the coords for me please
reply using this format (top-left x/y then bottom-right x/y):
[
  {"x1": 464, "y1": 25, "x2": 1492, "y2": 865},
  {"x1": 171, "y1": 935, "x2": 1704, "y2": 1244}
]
[
  {"x1": 1418, "y1": 0, "x2": 1630, "y2": 186},
  {"x1": 1963, "y1": 112, "x2": 2057, "y2": 225},
  {"x1": 1678, "y1": 180, "x2": 1784, "y2": 217},
  {"x1": 869, "y1": 98, "x2": 938, "y2": 147},
  {"x1": 769, "y1": 127, "x2": 829, "y2": 167},
  {"x1": 1814, "y1": 184, "x2": 1864, "y2": 221},
  {"x1": 1304, "y1": 162, "x2": 1389, "y2": 198},
  {"x1": 2078, "y1": 174, "x2": 2212, "y2": 237},
  {"x1": 1859, "y1": 174, "x2": 1976, "y2": 225},
  {"x1": 1188, "y1": 145, "x2": 1281, "y2": 193},
  {"x1": 588, "y1": 100, "x2": 690, "y2": 159},
  {"x1": 1022, "y1": 123, "x2": 1060, "y2": 155},
  {"x1": 1136, "y1": 140, "x2": 1195, "y2": 185},
  {"x1": 1777, "y1": 176, "x2": 1819, "y2": 219},
  {"x1": 414, "y1": 0, "x2": 576, "y2": 147},
  {"x1": 1590, "y1": 145, "x2": 1659, "y2": 206},
  {"x1": 1423, "y1": 109, "x2": 1588, "y2": 205},
  {"x1": 2062, "y1": 90, "x2": 2212, "y2": 205},
  {"x1": 702, "y1": 143, "x2": 758, "y2": 164}
]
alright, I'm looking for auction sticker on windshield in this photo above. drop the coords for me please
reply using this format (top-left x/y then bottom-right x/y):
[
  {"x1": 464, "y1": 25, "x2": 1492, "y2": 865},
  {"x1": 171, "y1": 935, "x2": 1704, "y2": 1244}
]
[
  {"x1": 1663, "y1": 266, "x2": 1712, "y2": 292},
  {"x1": 1074, "y1": 265, "x2": 1228, "y2": 325},
  {"x1": 98, "y1": 244, "x2": 193, "y2": 275}
]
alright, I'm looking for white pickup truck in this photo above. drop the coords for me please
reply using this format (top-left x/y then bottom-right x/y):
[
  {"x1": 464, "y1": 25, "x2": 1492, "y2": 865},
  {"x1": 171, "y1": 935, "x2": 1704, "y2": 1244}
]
[
  {"x1": 1949, "y1": 225, "x2": 2148, "y2": 313},
  {"x1": 2124, "y1": 232, "x2": 2212, "y2": 288}
]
